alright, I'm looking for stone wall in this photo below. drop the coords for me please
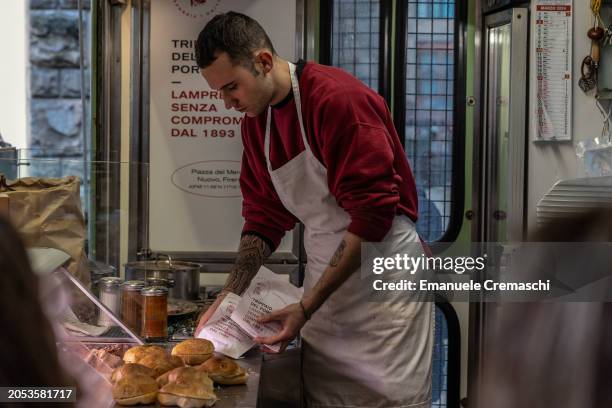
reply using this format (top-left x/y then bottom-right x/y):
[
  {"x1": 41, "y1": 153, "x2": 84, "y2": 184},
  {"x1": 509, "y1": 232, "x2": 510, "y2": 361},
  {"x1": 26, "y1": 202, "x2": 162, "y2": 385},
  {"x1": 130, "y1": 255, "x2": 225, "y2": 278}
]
[{"x1": 29, "y1": 0, "x2": 90, "y2": 177}]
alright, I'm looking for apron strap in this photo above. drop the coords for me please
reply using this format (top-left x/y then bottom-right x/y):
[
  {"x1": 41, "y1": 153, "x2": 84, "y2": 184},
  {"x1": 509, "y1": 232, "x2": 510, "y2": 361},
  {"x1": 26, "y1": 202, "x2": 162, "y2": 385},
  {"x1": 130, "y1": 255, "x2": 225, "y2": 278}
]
[
  {"x1": 264, "y1": 107, "x2": 273, "y2": 172},
  {"x1": 289, "y1": 62, "x2": 311, "y2": 153},
  {"x1": 264, "y1": 61, "x2": 311, "y2": 173}
]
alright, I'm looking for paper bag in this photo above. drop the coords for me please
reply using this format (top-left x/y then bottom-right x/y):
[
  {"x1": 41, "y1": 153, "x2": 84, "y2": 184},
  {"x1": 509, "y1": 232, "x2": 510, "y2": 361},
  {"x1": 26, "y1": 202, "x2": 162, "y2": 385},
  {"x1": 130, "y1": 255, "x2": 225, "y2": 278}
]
[
  {"x1": 231, "y1": 267, "x2": 303, "y2": 352},
  {"x1": 0, "y1": 175, "x2": 90, "y2": 284},
  {"x1": 198, "y1": 293, "x2": 256, "y2": 359}
]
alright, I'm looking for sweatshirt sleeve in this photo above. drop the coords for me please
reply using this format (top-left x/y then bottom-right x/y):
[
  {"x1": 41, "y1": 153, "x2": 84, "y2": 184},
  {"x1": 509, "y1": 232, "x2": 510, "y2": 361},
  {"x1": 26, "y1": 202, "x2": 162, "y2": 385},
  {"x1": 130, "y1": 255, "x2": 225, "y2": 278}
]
[
  {"x1": 315, "y1": 91, "x2": 402, "y2": 242},
  {"x1": 240, "y1": 125, "x2": 298, "y2": 251}
]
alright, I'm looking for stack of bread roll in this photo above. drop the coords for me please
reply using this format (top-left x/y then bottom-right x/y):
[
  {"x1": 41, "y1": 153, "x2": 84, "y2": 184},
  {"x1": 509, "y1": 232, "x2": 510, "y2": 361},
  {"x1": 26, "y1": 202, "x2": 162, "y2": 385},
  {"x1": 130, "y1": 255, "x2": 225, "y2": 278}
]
[{"x1": 111, "y1": 339, "x2": 249, "y2": 406}]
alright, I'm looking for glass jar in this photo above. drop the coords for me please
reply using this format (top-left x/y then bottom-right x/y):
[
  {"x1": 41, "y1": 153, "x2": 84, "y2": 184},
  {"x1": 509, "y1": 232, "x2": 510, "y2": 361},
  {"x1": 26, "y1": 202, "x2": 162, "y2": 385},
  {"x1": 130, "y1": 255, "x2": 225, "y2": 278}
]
[
  {"x1": 97, "y1": 277, "x2": 123, "y2": 326},
  {"x1": 141, "y1": 286, "x2": 168, "y2": 340},
  {"x1": 121, "y1": 280, "x2": 145, "y2": 334}
]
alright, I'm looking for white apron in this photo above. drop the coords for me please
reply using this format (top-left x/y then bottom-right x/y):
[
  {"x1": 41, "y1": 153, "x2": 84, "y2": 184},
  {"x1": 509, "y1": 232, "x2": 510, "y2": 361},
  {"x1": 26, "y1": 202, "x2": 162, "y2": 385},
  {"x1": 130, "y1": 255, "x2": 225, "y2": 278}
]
[{"x1": 264, "y1": 62, "x2": 433, "y2": 408}]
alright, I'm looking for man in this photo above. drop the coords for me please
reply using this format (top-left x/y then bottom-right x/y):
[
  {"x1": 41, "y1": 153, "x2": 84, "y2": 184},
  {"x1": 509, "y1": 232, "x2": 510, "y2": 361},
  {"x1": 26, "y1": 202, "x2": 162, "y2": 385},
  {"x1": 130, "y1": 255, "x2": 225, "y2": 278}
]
[{"x1": 194, "y1": 12, "x2": 433, "y2": 407}]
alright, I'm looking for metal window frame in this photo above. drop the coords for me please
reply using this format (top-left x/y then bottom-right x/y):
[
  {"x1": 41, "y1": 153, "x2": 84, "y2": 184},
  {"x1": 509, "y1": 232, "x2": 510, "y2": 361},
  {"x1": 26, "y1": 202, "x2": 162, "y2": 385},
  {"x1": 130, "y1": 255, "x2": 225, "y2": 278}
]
[
  {"x1": 481, "y1": 8, "x2": 528, "y2": 243},
  {"x1": 435, "y1": 299, "x2": 461, "y2": 408},
  {"x1": 92, "y1": 0, "x2": 125, "y2": 266},
  {"x1": 395, "y1": 0, "x2": 467, "y2": 245},
  {"x1": 128, "y1": 0, "x2": 151, "y2": 261}
]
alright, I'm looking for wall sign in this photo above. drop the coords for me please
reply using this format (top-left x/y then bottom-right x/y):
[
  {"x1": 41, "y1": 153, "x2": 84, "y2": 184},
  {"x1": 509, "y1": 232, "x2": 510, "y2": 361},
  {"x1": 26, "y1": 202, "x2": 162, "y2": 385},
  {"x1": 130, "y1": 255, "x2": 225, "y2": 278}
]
[{"x1": 149, "y1": 0, "x2": 296, "y2": 254}]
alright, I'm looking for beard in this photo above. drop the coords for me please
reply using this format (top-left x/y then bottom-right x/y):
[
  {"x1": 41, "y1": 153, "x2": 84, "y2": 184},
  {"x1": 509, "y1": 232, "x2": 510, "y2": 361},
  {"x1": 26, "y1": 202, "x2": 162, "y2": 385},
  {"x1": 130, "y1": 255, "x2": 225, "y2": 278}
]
[{"x1": 247, "y1": 83, "x2": 275, "y2": 117}]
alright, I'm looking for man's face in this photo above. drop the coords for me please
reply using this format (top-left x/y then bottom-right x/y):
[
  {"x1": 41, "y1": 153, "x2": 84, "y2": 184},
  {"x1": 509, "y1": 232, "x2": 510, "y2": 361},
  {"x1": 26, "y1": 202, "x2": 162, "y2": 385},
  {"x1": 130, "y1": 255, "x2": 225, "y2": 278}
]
[{"x1": 201, "y1": 52, "x2": 273, "y2": 117}]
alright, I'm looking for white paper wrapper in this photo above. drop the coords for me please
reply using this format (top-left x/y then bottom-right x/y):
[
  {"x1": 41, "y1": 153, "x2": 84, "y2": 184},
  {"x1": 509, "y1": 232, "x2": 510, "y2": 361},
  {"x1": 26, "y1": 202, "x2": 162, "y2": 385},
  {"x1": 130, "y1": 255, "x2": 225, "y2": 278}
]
[
  {"x1": 197, "y1": 293, "x2": 256, "y2": 359},
  {"x1": 231, "y1": 267, "x2": 303, "y2": 352}
]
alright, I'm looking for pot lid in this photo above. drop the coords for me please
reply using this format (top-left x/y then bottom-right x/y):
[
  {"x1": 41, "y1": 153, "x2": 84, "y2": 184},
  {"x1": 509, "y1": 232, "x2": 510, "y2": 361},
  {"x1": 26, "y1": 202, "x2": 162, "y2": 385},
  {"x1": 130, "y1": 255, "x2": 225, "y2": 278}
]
[{"x1": 99, "y1": 277, "x2": 123, "y2": 288}]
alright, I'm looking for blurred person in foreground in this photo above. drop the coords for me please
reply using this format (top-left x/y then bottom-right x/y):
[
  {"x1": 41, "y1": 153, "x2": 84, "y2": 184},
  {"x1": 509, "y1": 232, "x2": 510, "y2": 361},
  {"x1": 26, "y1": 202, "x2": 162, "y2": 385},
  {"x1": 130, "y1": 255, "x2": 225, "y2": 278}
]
[
  {"x1": 479, "y1": 208, "x2": 612, "y2": 408},
  {"x1": 0, "y1": 216, "x2": 75, "y2": 407}
]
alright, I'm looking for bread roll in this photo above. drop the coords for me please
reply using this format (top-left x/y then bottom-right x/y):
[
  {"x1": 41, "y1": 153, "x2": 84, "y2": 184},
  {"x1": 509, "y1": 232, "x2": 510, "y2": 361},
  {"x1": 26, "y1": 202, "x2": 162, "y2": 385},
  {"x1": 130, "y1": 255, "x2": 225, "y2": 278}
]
[
  {"x1": 112, "y1": 374, "x2": 158, "y2": 406},
  {"x1": 138, "y1": 353, "x2": 184, "y2": 378},
  {"x1": 111, "y1": 363, "x2": 156, "y2": 384},
  {"x1": 156, "y1": 366, "x2": 198, "y2": 388},
  {"x1": 198, "y1": 355, "x2": 248, "y2": 385},
  {"x1": 123, "y1": 345, "x2": 166, "y2": 364},
  {"x1": 158, "y1": 368, "x2": 217, "y2": 408},
  {"x1": 171, "y1": 339, "x2": 214, "y2": 365}
]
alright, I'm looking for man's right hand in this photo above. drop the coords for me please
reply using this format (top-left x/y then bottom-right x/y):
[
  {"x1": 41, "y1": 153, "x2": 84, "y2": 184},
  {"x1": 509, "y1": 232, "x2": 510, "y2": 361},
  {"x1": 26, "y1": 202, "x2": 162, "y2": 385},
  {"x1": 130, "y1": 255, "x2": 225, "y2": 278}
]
[{"x1": 194, "y1": 291, "x2": 229, "y2": 337}]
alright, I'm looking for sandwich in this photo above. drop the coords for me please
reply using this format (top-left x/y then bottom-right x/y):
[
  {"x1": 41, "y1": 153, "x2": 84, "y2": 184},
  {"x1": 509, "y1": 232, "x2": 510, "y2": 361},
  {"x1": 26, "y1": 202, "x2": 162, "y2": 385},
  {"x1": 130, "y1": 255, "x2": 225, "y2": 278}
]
[
  {"x1": 138, "y1": 353, "x2": 184, "y2": 378},
  {"x1": 198, "y1": 355, "x2": 248, "y2": 385},
  {"x1": 123, "y1": 345, "x2": 167, "y2": 364},
  {"x1": 158, "y1": 367, "x2": 217, "y2": 408},
  {"x1": 111, "y1": 363, "x2": 156, "y2": 384},
  {"x1": 112, "y1": 374, "x2": 158, "y2": 406},
  {"x1": 171, "y1": 339, "x2": 214, "y2": 365}
]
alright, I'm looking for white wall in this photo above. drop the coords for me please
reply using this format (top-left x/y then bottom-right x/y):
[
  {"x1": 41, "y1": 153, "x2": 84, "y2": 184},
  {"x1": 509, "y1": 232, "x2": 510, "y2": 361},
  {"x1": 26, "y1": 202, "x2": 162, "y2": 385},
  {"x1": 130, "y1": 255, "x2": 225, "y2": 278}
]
[
  {"x1": 527, "y1": 4, "x2": 605, "y2": 228},
  {"x1": 0, "y1": 1, "x2": 27, "y2": 148}
]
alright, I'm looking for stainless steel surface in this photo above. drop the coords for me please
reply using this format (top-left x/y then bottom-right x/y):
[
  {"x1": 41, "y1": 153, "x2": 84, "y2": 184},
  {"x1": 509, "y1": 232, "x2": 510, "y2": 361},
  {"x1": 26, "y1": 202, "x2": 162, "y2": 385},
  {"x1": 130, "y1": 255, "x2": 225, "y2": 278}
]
[
  {"x1": 259, "y1": 347, "x2": 302, "y2": 407},
  {"x1": 212, "y1": 349, "x2": 262, "y2": 408},
  {"x1": 125, "y1": 260, "x2": 201, "y2": 300},
  {"x1": 162, "y1": 250, "x2": 299, "y2": 263},
  {"x1": 506, "y1": 8, "x2": 528, "y2": 242},
  {"x1": 482, "y1": 8, "x2": 528, "y2": 242}
]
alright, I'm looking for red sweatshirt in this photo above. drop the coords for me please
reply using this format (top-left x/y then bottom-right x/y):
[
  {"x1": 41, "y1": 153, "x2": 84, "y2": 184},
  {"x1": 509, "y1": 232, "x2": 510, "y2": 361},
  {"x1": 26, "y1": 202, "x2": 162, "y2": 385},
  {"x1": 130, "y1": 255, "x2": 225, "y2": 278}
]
[{"x1": 240, "y1": 62, "x2": 418, "y2": 250}]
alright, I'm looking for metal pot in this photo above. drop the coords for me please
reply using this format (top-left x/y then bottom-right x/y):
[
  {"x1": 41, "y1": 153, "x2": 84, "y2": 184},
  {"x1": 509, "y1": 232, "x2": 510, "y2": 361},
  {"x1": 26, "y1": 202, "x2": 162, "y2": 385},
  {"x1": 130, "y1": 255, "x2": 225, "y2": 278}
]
[{"x1": 124, "y1": 258, "x2": 201, "y2": 300}]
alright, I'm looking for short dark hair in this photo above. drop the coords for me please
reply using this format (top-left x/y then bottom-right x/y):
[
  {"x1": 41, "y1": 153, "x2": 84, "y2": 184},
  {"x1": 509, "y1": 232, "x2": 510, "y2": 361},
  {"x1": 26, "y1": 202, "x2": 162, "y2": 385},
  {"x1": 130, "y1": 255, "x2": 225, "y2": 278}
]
[{"x1": 195, "y1": 12, "x2": 276, "y2": 74}]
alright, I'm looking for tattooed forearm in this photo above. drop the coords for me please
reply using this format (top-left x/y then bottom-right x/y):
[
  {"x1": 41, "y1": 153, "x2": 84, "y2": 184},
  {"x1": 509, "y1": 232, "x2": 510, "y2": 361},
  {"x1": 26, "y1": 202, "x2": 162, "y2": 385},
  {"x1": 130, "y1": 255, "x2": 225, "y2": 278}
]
[
  {"x1": 329, "y1": 240, "x2": 346, "y2": 267},
  {"x1": 224, "y1": 234, "x2": 272, "y2": 295},
  {"x1": 301, "y1": 233, "x2": 362, "y2": 319}
]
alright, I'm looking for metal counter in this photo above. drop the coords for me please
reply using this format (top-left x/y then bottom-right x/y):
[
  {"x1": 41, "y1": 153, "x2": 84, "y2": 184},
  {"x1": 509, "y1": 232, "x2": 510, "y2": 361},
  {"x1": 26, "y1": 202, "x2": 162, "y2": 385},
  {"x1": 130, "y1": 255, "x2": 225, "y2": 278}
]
[{"x1": 211, "y1": 348, "x2": 261, "y2": 408}]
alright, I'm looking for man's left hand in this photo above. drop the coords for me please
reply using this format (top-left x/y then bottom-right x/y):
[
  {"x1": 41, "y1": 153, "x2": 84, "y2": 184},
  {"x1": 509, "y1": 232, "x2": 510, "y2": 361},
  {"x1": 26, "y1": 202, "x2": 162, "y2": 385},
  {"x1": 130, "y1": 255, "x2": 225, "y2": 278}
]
[{"x1": 254, "y1": 302, "x2": 306, "y2": 352}]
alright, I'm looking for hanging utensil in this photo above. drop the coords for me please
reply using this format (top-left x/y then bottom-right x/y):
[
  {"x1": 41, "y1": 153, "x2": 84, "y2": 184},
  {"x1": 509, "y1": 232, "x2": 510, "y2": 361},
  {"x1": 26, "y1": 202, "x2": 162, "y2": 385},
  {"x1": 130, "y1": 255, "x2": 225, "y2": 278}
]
[
  {"x1": 588, "y1": 26, "x2": 605, "y2": 67},
  {"x1": 580, "y1": 0, "x2": 606, "y2": 93},
  {"x1": 579, "y1": 56, "x2": 597, "y2": 92}
]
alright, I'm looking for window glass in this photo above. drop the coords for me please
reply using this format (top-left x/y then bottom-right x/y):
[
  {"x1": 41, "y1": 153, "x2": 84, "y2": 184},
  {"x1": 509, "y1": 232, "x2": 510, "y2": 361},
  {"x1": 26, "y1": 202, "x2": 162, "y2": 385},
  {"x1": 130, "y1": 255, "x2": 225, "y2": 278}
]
[
  {"x1": 332, "y1": 0, "x2": 380, "y2": 91},
  {"x1": 405, "y1": 0, "x2": 455, "y2": 242}
]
